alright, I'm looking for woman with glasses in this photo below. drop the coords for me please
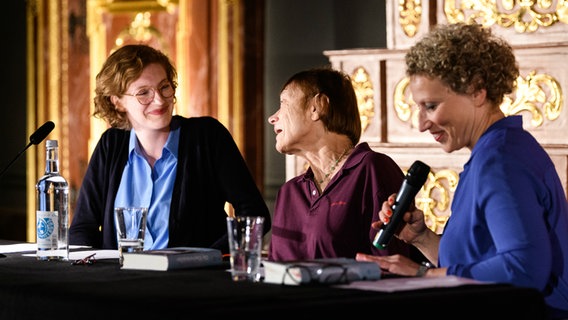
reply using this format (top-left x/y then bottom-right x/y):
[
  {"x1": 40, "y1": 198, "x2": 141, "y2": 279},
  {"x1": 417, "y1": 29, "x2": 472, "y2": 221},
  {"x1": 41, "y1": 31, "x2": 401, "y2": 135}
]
[{"x1": 69, "y1": 44, "x2": 270, "y2": 253}]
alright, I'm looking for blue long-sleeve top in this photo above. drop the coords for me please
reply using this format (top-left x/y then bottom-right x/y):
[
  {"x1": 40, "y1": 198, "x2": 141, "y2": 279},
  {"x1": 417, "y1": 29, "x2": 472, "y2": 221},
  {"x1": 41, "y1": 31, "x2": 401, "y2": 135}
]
[{"x1": 440, "y1": 115, "x2": 568, "y2": 318}]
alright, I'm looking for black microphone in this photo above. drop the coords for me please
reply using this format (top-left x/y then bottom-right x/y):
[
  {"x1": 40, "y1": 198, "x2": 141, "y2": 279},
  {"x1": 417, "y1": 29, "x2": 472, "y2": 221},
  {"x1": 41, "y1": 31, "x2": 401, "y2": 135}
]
[
  {"x1": 0, "y1": 121, "x2": 55, "y2": 178},
  {"x1": 373, "y1": 160, "x2": 430, "y2": 249}
]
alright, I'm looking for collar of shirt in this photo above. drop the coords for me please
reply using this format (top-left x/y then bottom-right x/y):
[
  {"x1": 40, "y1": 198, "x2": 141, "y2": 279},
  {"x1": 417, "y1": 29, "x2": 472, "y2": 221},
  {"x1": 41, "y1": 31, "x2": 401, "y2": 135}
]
[
  {"x1": 303, "y1": 142, "x2": 368, "y2": 183},
  {"x1": 128, "y1": 125, "x2": 180, "y2": 163}
]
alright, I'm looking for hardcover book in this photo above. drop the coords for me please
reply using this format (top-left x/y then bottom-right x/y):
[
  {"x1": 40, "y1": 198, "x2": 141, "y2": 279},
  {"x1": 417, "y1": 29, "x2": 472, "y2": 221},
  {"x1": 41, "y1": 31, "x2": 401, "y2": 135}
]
[
  {"x1": 263, "y1": 258, "x2": 381, "y2": 285},
  {"x1": 121, "y1": 247, "x2": 223, "y2": 271}
]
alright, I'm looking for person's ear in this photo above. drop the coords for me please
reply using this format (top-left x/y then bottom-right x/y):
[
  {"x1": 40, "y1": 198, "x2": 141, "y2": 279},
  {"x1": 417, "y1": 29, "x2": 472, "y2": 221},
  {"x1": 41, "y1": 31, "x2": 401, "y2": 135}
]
[
  {"x1": 309, "y1": 103, "x2": 319, "y2": 121},
  {"x1": 471, "y1": 88, "x2": 487, "y2": 108},
  {"x1": 111, "y1": 95, "x2": 124, "y2": 112},
  {"x1": 310, "y1": 93, "x2": 329, "y2": 121}
]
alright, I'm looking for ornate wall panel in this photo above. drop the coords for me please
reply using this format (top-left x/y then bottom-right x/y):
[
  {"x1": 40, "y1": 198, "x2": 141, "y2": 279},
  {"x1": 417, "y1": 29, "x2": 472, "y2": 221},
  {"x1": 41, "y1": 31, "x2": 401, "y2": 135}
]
[
  {"x1": 508, "y1": 44, "x2": 567, "y2": 144},
  {"x1": 439, "y1": 0, "x2": 568, "y2": 46},
  {"x1": 387, "y1": 0, "x2": 568, "y2": 48}
]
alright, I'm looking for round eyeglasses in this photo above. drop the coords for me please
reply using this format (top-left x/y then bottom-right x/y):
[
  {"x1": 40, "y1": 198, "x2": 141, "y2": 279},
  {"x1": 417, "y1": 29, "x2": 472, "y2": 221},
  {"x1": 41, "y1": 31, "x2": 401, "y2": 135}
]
[{"x1": 123, "y1": 83, "x2": 175, "y2": 105}]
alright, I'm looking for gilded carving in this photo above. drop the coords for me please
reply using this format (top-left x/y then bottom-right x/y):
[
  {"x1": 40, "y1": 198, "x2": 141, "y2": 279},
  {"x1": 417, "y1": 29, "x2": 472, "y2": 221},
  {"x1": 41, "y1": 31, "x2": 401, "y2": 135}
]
[
  {"x1": 416, "y1": 170, "x2": 459, "y2": 233},
  {"x1": 394, "y1": 71, "x2": 563, "y2": 129},
  {"x1": 394, "y1": 77, "x2": 420, "y2": 129},
  {"x1": 444, "y1": 0, "x2": 568, "y2": 32},
  {"x1": 101, "y1": 0, "x2": 175, "y2": 54},
  {"x1": 398, "y1": 0, "x2": 422, "y2": 37},
  {"x1": 351, "y1": 67, "x2": 375, "y2": 132},
  {"x1": 115, "y1": 12, "x2": 165, "y2": 47},
  {"x1": 394, "y1": 77, "x2": 413, "y2": 122},
  {"x1": 501, "y1": 71, "x2": 563, "y2": 127}
]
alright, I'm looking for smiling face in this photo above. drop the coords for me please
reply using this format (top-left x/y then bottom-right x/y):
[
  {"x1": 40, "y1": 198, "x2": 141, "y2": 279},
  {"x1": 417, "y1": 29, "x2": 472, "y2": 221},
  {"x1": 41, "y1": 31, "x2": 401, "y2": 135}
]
[
  {"x1": 267, "y1": 83, "x2": 318, "y2": 155},
  {"x1": 410, "y1": 75, "x2": 479, "y2": 153},
  {"x1": 112, "y1": 63, "x2": 174, "y2": 133}
]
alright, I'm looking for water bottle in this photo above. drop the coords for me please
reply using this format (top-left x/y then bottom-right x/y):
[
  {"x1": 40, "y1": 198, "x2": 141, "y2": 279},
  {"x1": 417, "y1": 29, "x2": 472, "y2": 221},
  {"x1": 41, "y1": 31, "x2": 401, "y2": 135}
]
[{"x1": 36, "y1": 139, "x2": 69, "y2": 261}]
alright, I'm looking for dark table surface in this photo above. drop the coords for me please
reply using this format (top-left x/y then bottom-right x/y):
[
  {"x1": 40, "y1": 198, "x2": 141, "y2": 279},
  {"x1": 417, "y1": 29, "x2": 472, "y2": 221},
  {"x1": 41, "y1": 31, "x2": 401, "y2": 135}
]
[{"x1": 0, "y1": 242, "x2": 547, "y2": 319}]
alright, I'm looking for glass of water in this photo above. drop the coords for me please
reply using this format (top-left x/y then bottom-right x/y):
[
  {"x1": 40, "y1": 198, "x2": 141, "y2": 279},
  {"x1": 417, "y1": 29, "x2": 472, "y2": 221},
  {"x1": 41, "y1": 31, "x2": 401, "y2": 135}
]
[
  {"x1": 114, "y1": 207, "x2": 148, "y2": 266},
  {"x1": 226, "y1": 216, "x2": 264, "y2": 281}
]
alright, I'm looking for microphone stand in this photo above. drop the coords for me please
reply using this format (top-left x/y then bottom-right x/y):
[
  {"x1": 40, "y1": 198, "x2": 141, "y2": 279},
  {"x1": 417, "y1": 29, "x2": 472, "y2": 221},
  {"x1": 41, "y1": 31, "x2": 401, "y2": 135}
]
[
  {"x1": 0, "y1": 121, "x2": 55, "y2": 178},
  {"x1": 0, "y1": 142, "x2": 34, "y2": 178}
]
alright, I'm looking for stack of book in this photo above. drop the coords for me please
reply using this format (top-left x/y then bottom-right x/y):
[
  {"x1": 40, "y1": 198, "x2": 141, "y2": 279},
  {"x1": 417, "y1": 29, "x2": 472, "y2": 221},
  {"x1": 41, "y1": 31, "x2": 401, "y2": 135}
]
[{"x1": 121, "y1": 247, "x2": 223, "y2": 271}]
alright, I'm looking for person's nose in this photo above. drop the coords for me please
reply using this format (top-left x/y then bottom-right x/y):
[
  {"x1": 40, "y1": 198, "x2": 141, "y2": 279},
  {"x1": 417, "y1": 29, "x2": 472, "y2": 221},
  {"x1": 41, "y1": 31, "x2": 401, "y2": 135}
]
[
  {"x1": 417, "y1": 108, "x2": 429, "y2": 133},
  {"x1": 268, "y1": 111, "x2": 279, "y2": 124},
  {"x1": 153, "y1": 88, "x2": 167, "y2": 104}
]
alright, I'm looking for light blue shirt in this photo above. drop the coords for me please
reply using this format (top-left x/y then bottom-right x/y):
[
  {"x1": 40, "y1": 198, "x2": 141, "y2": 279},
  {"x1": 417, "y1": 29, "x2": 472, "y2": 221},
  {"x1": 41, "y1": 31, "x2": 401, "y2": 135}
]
[{"x1": 114, "y1": 127, "x2": 180, "y2": 249}]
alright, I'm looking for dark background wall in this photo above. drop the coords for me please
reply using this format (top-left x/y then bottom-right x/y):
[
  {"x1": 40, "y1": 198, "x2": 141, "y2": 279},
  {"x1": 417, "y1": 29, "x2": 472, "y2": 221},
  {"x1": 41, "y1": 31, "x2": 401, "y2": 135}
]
[
  {"x1": 0, "y1": 0, "x2": 386, "y2": 240},
  {"x1": 0, "y1": 0, "x2": 28, "y2": 239}
]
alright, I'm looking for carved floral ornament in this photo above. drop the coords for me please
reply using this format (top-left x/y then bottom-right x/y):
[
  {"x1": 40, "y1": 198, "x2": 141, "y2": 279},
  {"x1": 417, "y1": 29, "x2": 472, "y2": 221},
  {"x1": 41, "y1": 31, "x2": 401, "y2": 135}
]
[
  {"x1": 444, "y1": 0, "x2": 568, "y2": 33},
  {"x1": 350, "y1": 67, "x2": 375, "y2": 131},
  {"x1": 98, "y1": 0, "x2": 176, "y2": 52},
  {"x1": 399, "y1": 0, "x2": 423, "y2": 37},
  {"x1": 417, "y1": 170, "x2": 459, "y2": 233},
  {"x1": 398, "y1": 0, "x2": 568, "y2": 36},
  {"x1": 394, "y1": 71, "x2": 563, "y2": 129},
  {"x1": 115, "y1": 12, "x2": 162, "y2": 47}
]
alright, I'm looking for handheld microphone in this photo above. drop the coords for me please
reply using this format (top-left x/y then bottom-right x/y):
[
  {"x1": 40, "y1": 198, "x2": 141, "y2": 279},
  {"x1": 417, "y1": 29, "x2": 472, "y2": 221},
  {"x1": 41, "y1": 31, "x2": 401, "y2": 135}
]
[
  {"x1": 0, "y1": 121, "x2": 55, "y2": 178},
  {"x1": 373, "y1": 160, "x2": 430, "y2": 249}
]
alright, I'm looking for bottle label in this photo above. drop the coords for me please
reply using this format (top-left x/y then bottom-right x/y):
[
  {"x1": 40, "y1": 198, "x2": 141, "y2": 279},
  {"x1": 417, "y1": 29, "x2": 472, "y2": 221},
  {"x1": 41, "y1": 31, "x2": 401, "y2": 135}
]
[{"x1": 36, "y1": 210, "x2": 58, "y2": 249}]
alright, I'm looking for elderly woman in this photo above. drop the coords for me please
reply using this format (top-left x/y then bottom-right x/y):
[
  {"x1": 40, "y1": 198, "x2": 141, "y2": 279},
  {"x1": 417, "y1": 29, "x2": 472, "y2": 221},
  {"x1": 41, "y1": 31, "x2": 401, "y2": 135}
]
[{"x1": 267, "y1": 67, "x2": 421, "y2": 263}]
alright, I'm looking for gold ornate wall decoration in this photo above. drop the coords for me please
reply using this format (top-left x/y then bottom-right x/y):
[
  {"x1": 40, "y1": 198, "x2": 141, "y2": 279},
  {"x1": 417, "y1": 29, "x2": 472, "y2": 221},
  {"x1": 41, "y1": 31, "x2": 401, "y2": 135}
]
[
  {"x1": 398, "y1": 0, "x2": 422, "y2": 37},
  {"x1": 394, "y1": 76, "x2": 411, "y2": 121},
  {"x1": 394, "y1": 71, "x2": 563, "y2": 129},
  {"x1": 500, "y1": 71, "x2": 563, "y2": 127},
  {"x1": 416, "y1": 169, "x2": 459, "y2": 233},
  {"x1": 393, "y1": 77, "x2": 421, "y2": 128},
  {"x1": 444, "y1": 0, "x2": 568, "y2": 33},
  {"x1": 350, "y1": 67, "x2": 375, "y2": 132},
  {"x1": 114, "y1": 12, "x2": 168, "y2": 50}
]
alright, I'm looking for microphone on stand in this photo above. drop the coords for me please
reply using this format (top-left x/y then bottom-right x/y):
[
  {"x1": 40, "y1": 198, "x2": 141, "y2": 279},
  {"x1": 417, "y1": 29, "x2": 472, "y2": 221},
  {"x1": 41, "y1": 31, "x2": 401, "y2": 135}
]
[{"x1": 0, "y1": 121, "x2": 55, "y2": 178}]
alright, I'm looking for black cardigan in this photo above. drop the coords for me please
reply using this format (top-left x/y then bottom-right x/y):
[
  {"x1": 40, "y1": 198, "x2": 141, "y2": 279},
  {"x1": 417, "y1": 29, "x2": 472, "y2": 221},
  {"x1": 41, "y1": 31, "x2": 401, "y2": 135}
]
[{"x1": 69, "y1": 115, "x2": 271, "y2": 254}]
